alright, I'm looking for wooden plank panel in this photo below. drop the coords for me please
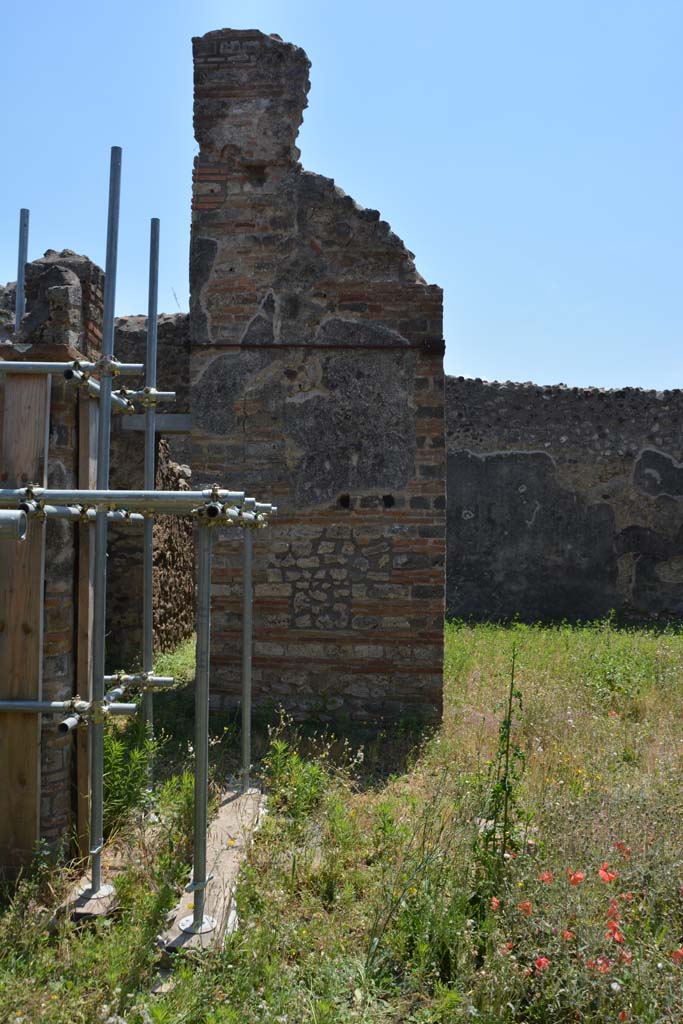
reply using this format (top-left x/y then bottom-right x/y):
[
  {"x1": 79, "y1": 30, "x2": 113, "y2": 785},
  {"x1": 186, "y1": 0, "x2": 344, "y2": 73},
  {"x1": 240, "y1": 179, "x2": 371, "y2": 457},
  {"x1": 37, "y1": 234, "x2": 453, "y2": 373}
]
[
  {"x1": 0, "y1": 374, "x2": 50, "y2": 872},
  {"x1": 75, "y1": 394, "x2": 97, "y2": 858}
]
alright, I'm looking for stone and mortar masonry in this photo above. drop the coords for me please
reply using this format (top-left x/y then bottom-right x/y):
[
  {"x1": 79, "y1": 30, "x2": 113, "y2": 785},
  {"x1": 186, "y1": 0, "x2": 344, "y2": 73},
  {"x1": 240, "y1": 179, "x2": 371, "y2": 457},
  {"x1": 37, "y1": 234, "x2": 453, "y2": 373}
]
[
  {"x1": 107, "y1": 435, "x2": 194, "y2": 668},
  {"x1": 106, "y1": 314, "x2": 194, "y2": 666},
  {"x1": 446, "y1": 377, "x2": 683, "y2": 622},
  {"x1": 189, "y1": 29, "x2": 445, "y2": 720}
]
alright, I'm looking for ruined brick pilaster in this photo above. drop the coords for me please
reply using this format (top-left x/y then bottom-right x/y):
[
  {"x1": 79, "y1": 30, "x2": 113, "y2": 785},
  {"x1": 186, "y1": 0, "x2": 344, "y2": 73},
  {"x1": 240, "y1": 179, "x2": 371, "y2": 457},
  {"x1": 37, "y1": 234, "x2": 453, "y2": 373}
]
[{"x1": 190, "y1": 29, "x2": 445, "y2": 720}]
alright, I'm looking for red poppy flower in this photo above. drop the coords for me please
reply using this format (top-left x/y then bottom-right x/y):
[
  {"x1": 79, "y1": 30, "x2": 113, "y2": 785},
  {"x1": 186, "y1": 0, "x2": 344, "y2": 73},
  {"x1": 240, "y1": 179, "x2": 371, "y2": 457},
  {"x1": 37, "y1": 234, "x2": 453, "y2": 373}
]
[
  {"x1": 567, "y1": 868, "x2": 585, "y2": 885},
  {"x1": 613, "y1": 840, "x2": 631, "y2": 859},
  {"x1": 619, "y1": 1013, "x2": 627, "y2": 1022},
  {"x1": 534, "y1": 956, "x2": 550, "y2": 972},
  {"x1": 587, "y1": 955, "x2": 612, "y2": 973},
  {"x1": 562, "y1": 930, "x2": 575, "y2": 941},
  {"x1": 518, "y1": 901, "x2": 532, "y2": 916},
  {"x1": 671, "y1": 948, "x2": 683, "y2": 964},
  {"x1": 619, "y1": 892, "x2": 633, "y2": 902},
  {"x1": 500, "y1": 941, "x2": 514, "y2": 955},
  {"x1": 491, "y1": 896, "x2": 501, "y2": 912},
  {"x1": 606, "y1": 919, "x2": 624, "y2": 943},
  {"x1": 538, "y1": 870, "x2": 554, "y2": 883},
  {"x1": 599, "y1": 862, "x2": 618, "y2": 883}
]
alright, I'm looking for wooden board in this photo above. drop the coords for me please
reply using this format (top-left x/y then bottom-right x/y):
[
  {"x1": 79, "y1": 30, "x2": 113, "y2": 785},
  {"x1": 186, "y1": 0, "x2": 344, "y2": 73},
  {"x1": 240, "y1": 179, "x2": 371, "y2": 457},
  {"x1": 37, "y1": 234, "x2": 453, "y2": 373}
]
[
  {"x1": 75, "y1": 394, "x2": 97, "y2": 858},
  {"x1": 0, "y1": 374, "x2": 50, "y2": 873},
  {"x1": 163, "y1": 788, "x2": 262, "y2": 951}
]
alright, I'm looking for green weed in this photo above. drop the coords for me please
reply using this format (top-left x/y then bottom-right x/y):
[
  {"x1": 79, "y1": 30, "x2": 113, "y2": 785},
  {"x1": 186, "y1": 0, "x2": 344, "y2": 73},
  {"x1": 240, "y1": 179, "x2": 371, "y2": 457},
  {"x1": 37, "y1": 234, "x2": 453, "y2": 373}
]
[{"x1": 1, "y1": 622, "x2": 683, "y2": 1023}]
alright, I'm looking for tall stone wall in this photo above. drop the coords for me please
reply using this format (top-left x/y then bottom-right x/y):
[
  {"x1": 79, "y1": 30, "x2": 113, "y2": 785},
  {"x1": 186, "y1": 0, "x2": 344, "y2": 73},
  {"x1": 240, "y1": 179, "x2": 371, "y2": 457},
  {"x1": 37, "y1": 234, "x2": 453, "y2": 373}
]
[
  {"x1": 446, "y1": 377, "x2": 683, "y2": 622},
  {"x1": 189, "y1": 29, "x2": 445, "y2": 720}
]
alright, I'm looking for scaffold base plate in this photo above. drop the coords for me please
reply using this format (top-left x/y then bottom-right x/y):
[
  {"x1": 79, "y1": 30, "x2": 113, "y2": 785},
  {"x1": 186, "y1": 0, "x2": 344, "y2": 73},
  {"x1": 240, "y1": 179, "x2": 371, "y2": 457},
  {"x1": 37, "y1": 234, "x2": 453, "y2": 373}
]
[{"x1": 179, "y1": 913, "x2": 216, "y2": 935}]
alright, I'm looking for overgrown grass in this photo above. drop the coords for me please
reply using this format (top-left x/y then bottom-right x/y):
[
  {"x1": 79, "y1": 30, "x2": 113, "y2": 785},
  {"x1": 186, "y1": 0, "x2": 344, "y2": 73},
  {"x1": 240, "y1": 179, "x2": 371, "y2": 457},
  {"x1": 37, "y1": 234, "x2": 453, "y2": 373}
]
[
  {"x1": 154, "y1": 634, "x2": 197, "y2": 686},
  {"x1": 2, "y1": 620, "x2": 683, "y2": 1022}
]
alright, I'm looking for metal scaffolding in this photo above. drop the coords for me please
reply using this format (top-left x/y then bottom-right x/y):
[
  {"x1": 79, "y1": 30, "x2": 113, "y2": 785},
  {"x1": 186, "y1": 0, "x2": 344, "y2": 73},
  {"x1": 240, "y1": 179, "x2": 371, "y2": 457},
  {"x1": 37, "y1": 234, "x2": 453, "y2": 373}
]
[{"x1": 0, "y1": 146, "x2": 275, "y2": 936}]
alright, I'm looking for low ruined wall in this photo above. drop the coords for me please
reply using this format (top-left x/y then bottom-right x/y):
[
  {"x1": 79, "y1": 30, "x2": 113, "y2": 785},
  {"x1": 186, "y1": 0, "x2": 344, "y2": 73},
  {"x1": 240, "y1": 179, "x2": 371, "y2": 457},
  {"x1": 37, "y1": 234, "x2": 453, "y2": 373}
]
[{"x1": 446, "y1": 377, "x2": 683, "y2": 622}]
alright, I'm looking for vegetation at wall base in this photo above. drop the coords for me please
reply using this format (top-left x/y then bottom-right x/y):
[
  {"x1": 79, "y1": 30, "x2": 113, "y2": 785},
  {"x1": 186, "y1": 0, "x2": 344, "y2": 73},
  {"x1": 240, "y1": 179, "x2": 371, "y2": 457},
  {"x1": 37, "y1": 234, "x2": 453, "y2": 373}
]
[{"x1": 1, "y1": 620, "x2": 683, "y2": 1022}]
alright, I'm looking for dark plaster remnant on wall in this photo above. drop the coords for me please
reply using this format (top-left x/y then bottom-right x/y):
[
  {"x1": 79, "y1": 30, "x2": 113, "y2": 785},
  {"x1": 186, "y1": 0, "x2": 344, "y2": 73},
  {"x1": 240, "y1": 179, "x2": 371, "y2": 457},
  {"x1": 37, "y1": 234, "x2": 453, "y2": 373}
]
[
  {"x1": 189, "y1": 236, "x2": 217, "y2": 345},
  {"x1": 447, "y1": 449, "x2": 617, "y2": 621},
  {"x1": 633, "y1": 449, "x2": 683, "y2": 499},
  {"x1": 446, "y1": 377, "x2": 683, "y2": 622},
  {"x1": 615, "y1": 524, "x2": 683, "y2": 617},
  {"x1": 240, "y1": 293, "x2": 276, "y2": 345},
  {"x1": 283, "y1": 350, "x2": 416, "y2": 506},
  {"x1": 314, "y1": 318, "x2": 410, "y2": 348},
  {"x1": 193, "y1": 346, "x2": 417, "y2": 507},
  {"x1": 193, "y1": 349, "x2": 270, "y2": 437}
]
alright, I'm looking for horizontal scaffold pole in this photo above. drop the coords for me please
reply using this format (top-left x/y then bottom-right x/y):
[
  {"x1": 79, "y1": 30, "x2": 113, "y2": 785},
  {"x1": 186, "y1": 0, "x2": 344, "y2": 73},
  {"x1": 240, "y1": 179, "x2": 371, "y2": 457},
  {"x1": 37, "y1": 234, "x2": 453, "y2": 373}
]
[
  {"x1": 20, "y1": 502, "x2": 145, "y2": 524},
  {"x1": 0, "y1": 700, "x2": 136, "y2": 716},
  {"x1": 103, "y1": 676, "x2": 175, "y2": 703},
  {"x1": 0, "y1": 488, "x2": 248, "y2": 511},
  {"x1": 0, "y1": 510, "x2": 28, "y2": 541},
  {"x1": 103, "y1": 673, "x2": 175, "y2": 687},
  {"x1": 116, "y1": 388, "x2": 176, "y2": 405},
  {"x1": 0, "y1": 361, "x2": 145, "y2": 376}
]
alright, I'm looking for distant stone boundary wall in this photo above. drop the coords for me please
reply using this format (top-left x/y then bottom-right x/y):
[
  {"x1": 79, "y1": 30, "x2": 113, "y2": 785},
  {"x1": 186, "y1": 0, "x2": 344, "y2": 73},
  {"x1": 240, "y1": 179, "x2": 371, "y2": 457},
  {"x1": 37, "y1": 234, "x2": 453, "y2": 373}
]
[{"x1": 446, "y1": 376, "x2": 683, "y2": 622}]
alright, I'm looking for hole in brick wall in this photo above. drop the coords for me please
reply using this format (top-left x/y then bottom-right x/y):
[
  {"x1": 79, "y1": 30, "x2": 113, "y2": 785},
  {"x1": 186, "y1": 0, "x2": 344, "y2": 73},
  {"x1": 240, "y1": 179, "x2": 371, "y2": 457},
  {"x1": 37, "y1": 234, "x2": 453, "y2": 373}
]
[
  {"x1": 382, "y1": 494, "x2": 395, "y2": 508},
  {"x1": 339, "y1": 494, "x2": 351, "y2": 510},
  {"x1": 245, "y1": 163, "x2": 267, "y2": 186}
]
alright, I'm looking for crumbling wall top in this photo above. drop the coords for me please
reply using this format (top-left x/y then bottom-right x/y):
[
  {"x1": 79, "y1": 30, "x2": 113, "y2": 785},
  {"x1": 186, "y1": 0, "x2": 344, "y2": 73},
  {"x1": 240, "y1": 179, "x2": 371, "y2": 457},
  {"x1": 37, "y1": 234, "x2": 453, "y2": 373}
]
[
  {"x1": 190, "y1": 28, "x2": 438, "y2": 347},
  {"x1": 192, "y1": 28, "x2": 311, "y2": 168}
]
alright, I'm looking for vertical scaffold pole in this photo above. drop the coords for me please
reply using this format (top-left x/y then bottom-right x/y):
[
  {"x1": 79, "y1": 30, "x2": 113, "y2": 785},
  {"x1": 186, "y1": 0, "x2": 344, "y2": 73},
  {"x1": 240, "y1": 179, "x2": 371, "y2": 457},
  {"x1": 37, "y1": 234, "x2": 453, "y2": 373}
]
[
  {"x1": 88, "y1": 146, "x2": 122, "y2": 899},
  {"x1": 180, "y1": 523, "x2": 216, "y2": 934},
  {"x1": 15, "y1": 209, "x2": 29, "y2": 332},
  {"x1": 143, "y1": 219, "x2": 160, "y2": 752},
  {"x1": 241, "y1": 528, "x2": 254, "y2": 793}
]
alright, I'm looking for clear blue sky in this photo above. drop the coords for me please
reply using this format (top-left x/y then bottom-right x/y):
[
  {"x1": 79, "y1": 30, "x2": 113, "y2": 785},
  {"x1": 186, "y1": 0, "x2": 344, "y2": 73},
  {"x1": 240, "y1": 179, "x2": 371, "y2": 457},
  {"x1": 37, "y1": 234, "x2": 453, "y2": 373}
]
[{"x1": 1, "y1": 1, "x2": 681, "y2": 388}]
